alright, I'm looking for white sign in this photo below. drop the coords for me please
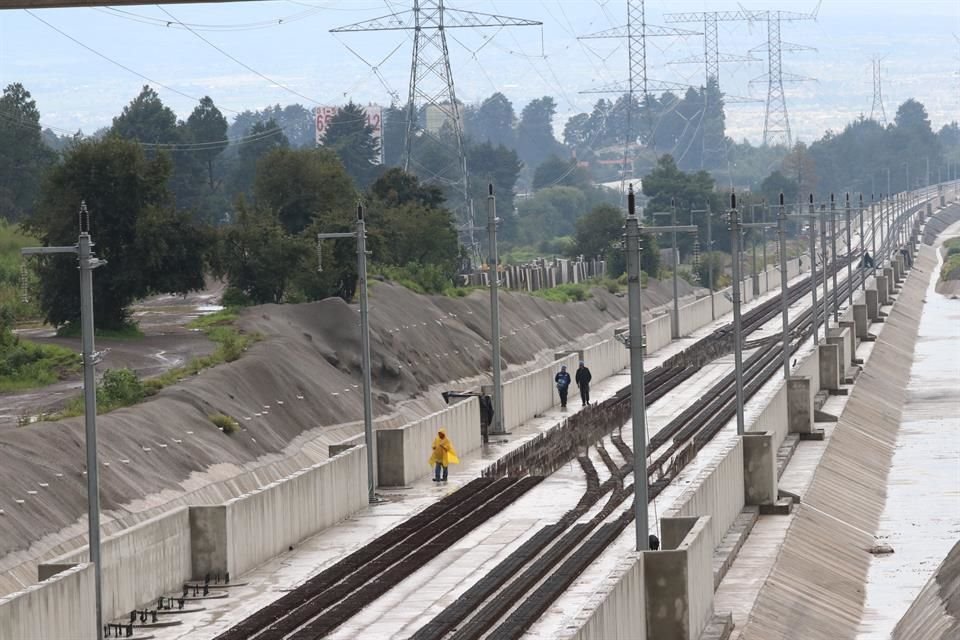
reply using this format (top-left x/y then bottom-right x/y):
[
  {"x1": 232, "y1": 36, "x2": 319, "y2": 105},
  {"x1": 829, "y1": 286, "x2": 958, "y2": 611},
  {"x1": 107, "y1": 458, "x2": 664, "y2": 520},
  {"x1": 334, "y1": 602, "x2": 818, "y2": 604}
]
[{"x1": 315, "y1": 105, "x2": 384, "y2": 164}]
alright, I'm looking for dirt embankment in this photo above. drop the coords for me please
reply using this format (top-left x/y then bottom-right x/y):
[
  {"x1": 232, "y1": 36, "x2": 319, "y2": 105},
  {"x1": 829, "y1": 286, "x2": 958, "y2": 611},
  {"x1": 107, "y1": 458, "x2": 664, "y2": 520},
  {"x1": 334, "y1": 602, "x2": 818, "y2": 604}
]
[{"x1": 0, "y1": 279, "x2": 695, "y2": 586}]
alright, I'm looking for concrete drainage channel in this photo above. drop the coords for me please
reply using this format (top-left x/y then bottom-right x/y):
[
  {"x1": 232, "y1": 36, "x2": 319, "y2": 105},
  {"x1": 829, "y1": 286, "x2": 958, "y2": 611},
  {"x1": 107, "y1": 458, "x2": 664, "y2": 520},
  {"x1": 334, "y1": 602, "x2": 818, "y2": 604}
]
[{"x1": 200, "y1": 200, "x2": 926, "y2": 640}]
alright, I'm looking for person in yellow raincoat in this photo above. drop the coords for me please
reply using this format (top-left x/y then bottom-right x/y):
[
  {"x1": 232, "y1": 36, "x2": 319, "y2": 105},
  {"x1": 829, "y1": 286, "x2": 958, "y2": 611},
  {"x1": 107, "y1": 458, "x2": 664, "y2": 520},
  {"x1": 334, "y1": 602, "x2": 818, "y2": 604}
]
[{"x1": 429, "y1": 427, "x2": 459, "y2": 482}]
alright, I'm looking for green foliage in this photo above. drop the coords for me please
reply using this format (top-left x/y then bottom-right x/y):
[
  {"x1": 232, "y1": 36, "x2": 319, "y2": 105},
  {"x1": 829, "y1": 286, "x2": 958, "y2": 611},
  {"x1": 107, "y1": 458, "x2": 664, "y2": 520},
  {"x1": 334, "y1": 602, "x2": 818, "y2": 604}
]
[
  {"x1": 253, "y1": 147, "x2": 356, "y2": 234},
  {"x1": 513, "y1": 186, "x2": 587, "y2": 244},
  {"x1": 228, "y1": 104, "x2": 314, "y2": 149},
  {"x1": 322, "y1": 102, "x2": 381, "y2": 188},
  {"x1": 531, "y1": 282, "x2": 592, "y2": 303},
  {"x1": 56, "y1": 322, "x2": 144, "y2": 339},
  {"x1": 760, "y1": 170, "x2": 799, "y2": 206},
  {"x1": 184, "y1": 96, "x2": 229, "y2": 193},
  {"x1": 0, "y1": 220, "x2": 42, "y2": 321},
  {"x1": 532, "y1": 155, "x2": 591, "y2": 191},
  {"x1": 375, "y1": 263, "x2": 452, "y2": 295},
  {"x1": 209, "y1": 413, "x2": 239, "y2": 435},
  {"x1": 0, "y1": 83, "x2": 56, "y2": 222},
  {"x1": 516, "y1": 96, "x2": 563, "y2": 170},
  {"x1": 187, "y1": 308, "x2": 238, "y2": 330},
  {"x1": 466, "y1": 92, "x2": 516, "y2": 148},
  {"x1": 0, "y1": 309, "x2": 79, "y2": 391},
  {"x1": 26, "y1": 136, "x2": 207, "y2": 330},
  {"x1": 228, "y1": 118, "x2": 289, "y2": 200},
  {"x1": 467, "y1": 142, "x2": 522, "y2": 227},
  {"x1": 220, "y1": 286, "x2": 252, "y2": 308},
  {"x1": 97, "y1": 368, "x2": 146, "y2": 408}
]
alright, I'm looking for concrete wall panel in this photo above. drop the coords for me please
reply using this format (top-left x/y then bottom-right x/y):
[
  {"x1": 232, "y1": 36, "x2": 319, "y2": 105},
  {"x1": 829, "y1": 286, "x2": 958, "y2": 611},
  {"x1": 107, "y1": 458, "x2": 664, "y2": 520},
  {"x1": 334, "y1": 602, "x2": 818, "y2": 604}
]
[
  {"x1": 644, "y1": 314, "x2": 672, "y2": 354},
  {"x1": 225, "y1": 445, "x2": 367, "y2": 578},
  {"x1": 42, "y1": 508, "x2": 191, "y2": 623},
  {"x1": 0, "y1": 563, "x2": 96, "y2": 640},
  {"x1": 677, "y1": 295, "x2": 715, "y2": 337},
  {"x1": 502, "y1": 354, "x2": 579, "y2": 432},
  {"x1": 664, "y1": 438, "x2": 744, "y2": 552},
  {"x1": 564, "y1": 553, "x2": 646, "y2": 640},
  {"x1": 377, "y1": 397, "x2": 480, "y2": 486}
]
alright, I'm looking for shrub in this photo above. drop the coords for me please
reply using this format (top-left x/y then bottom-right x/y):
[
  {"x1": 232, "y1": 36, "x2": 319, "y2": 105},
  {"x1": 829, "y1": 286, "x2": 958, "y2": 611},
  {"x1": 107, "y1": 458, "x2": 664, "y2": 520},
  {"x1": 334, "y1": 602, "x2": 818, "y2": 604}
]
[
  {"x1": 221, "y1": 286, "x2": 252, "y2": 308},
  {"x1": 377, "y1": 263, "x2": 453, "y2": 295},
  {"x1": 97, "y1": 369, "x2": 146, "y2": 408},
  {"x1": 209, "y1": 413, "x2": 239, "y2": 434}
]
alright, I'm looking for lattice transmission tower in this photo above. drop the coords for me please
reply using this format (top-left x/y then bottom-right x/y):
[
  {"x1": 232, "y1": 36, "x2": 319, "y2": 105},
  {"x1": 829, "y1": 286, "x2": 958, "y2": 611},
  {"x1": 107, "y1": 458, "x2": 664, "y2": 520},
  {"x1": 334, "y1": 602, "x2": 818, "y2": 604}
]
[
  {"x1": 578, "y1": 0, "x2": 698, "y2": 192},
  {"x1": 332, "y1": 2, "x2": 540, "y2": 256},
  {"x1": 664, "y1": 7, "x2": 817, "y2": 148},
  {"x1": 870, "y1": 57, "x2": 888, "y2": 125}
]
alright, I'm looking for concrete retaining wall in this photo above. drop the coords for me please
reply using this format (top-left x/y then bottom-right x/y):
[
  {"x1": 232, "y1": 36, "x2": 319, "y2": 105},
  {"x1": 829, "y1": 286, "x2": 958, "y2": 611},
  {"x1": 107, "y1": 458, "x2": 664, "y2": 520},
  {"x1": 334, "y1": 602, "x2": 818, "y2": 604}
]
[
  {"x1": 193, "y1": 445, "x2": 367, "y2": 579},
  {"x1": 644, "y1": 314, "x2": 672, "y2": 354},
  {"x1": 748, "y1": 376, "x2": 790, "y2": 450},
  {"x1": 581, "y1": 336, "x2": 630, "y2": 383},
  {"x1": 563, "y1": 553, "x2": 646, "y2": 640},
  {"x1": 0, "y1": 563, "x2": 96, "y2": 640},
  {"x1": 502, "y1": 353, "x2": 580, "y2": 432},
  {"x1": 645, "y1": 516, "x2": 714, "y2": 640},
  {"x1": 40, "y1": 508, "x2": 191, "y2": 624},
  {"x1": 677, "y1": 294, "x2": 715, "y2": 337},
  {"x1": 376, "y1": 398, "x2": 480, "y2": 486},
  {"x1": 663, "y1": 437, "x2": 744, "y2": 552}
]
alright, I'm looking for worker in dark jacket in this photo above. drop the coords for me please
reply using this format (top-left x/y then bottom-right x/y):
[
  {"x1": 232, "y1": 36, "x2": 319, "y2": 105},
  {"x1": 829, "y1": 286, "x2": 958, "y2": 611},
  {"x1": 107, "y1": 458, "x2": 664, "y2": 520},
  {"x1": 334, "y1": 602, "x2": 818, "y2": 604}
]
[
  {"x1": 575, "y1": 361, "x2": 592, "y2": 406},
  {"x1": 555, "y1": 365, "x2": 571, "y2": 408}
]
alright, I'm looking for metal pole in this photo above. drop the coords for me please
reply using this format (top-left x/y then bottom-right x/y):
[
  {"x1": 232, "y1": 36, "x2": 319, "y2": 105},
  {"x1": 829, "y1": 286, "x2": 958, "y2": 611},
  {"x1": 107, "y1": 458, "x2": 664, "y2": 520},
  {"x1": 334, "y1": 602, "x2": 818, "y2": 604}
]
[
  {"x1": 830, "y1": 195, "x2": 839, "y2": 322},
  {"x1": 845, "y1": 194, "x2": 853, "y2": 307},
  {"x1": 751, "y1": 204, "x2": 759, "y2": 296},
  {"x1": 859, "y1": 194, "x2": 866, "y2": 291},
  {"x1": 625, "y1": 185, "x2": 649, "y2": 551},
  {"x1": 671, "y1": 199, "x2": 679, "y2": 340},
  {"x1": 729, "y1": 195, "x2": 745, "y2": 436},
  {"x1": 762, "y1": 202, "x2": 769, "y2": 292},
  {"x1": 820, "y1": 203, "x2": 831, "y2": 336},
  {"x1": 707, "y1": 207, "x2": 715, "y2": 320},
  {"x1": 871, "y1": 196, "x2": 877, "y2": 279},
  {"x1": 808, "y1": 194, "x2": 819, "y2": 343},
  {"x1": 356, "y1": 204, "x2": 376, "y2": 504},
  {"x1": 79, "y1": 231, "x2": 104, "y2": 640},
  {"x1": 777, "y1": 195, "x2": 789, "y2": 379},
  {"x1": 487, "y1": 184, "x2": 505, "y2": 435}
]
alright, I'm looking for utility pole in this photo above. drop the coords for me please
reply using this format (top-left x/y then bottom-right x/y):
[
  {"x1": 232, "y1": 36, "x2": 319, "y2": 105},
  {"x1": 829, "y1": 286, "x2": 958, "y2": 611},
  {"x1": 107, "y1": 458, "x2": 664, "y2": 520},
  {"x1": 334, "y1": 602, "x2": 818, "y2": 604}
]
[
  {"x1": 624, "y1": 185, "x2": 649, "y2": 551},
  {"x1": 845, "y1": 193, "x2": 853, "y2": 307},
  {"x1": 859, "y1": 194, "x2": 866, "y2": 291},
  {"x1": 331, "y1": 2, "x2": 540, "y2": 259},
  {"x1": 820, "y1": 202, "x2": 831, "y2": 335},
  {"x1": 22, "y1": 202, "x2": 106, "y2": 640},
  {"x1": 871, "y1": 195, "x2": 878, "y2": 280},
  {"x1": 692, "y1": 206, "x2": 715, "y2": 319},
  {"x1": 742, "y1": 207, "x2": 782, "y2": 374},
  {"x1": 806, "y1": 194, "x2": 821, "y2": 343},
  {"x1": 486, "y1": 184, "x2": 505, "y2": 436},
  {"x1": 651, "y1": 201, "x2": 697, "y2": 339},
  {"x1": 830, "y1": 194, "x2": 839, "y2": 322},
  {"x1": 727, "y1": 193, "x2": 746, "y2": 435},
  {"x1": 318, "y1": 204, "x2": 376, "y2": 503}
]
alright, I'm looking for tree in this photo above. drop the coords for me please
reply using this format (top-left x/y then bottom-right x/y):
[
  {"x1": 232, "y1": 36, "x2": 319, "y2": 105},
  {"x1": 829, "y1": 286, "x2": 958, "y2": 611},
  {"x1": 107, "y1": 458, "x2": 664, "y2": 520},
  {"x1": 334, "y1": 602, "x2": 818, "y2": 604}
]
[
  {"x1": 513, "y1": 186, "x2": 587, "y2": 244},
  {"x1": 516, "y1": 96, "x2": 562, "y2": 169},
  {"x1": 370, "y1": 167, "x2": 445, "y2": 208},
  {"x1": 228, "y1": 119, "x2": 289, "y2": 200},
  {"x1": 228, "y1": 103, "x2": 315, "y2": 148},
  {"x1": 780, "y1": 141, "x2": 817, "y2": 197},
  {"x1": 573, "y1": 203, "x2": 623, "y2": 258},
  {"x1": 642, "y1": 154, "x2": 726, "y2": 255},
  {"x1": 381, "y1": 105, "x2": 408, "y2": 167},
  {"x1": 532, "y1": 155, "x2": 590, "y2": 191},
  {"x1": 472, "y1": 92, "x2": 516, "y2": 148},
  {"x1": 467, "y1": 142, "x2": 521, "y2": 221},
  {"x1": 111, "y1": 85, "x2": 178, "y2": 144},
  {"x1": 217, "y1": 201, "x2": 310, "y2": 304},
  {"x1": 760, "y1": 170, "x2": 798, "y2": 206},
  {"x1": 184, "y1": 96, "x2": 228, "y2": 191},
  {"x1": 322, "y1": 102, "x2": 381, "y2": 188},
  {"x1": 253, "y1": 147, "x2": 356, "y2": 234},
  {"x1": 0, "y1": 83, "x2": 55, "y2": 221},
  {"x1": 26, "y1": 137, "x2": 206, "y2": 329},
  {"x1": 563, "y1": 113, "x2": 592, "y2": 151}
]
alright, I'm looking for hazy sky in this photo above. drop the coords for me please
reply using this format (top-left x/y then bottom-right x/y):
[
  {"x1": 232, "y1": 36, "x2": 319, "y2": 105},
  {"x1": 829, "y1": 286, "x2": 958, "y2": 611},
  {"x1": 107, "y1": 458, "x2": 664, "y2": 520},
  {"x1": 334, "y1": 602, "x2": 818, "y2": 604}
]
[{"x1": 1, "y1": 0, "x2": 958, "y2": 145}]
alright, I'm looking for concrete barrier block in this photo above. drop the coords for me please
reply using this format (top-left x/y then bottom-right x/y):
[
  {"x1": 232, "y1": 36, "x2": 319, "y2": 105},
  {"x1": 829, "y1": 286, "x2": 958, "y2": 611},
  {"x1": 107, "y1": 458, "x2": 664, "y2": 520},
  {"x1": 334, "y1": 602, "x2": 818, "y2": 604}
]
[
  {"x1": 190, "y1": 505, "x2": 228, "y2": 579},
  {"x1": 818, "y1": 343, "x2": 841, "y2": 391},
  {"x1": 645, "y1": 516, "x2": 714, "y2": 640},
  {"x1": 865, "y1": 288, "x2": 879, "y2": 320},
  {"x1": 787, "y1": 377, "x2": 813, "y2": 434},
  {"x1": 839, "y1": 321, "x2": 858, "y2": 361},
  {"x1": 853, "y1": 304, "x2": 869, "y2": 340},
  {"x1": 0, "y1": 563, "x2": 97, "y2": 640},
  {"x1": 876, "y1": 275, "x2": 890, "y2": 305},
  {"x1": 661, "y1": 516, "x2": 699, "y2": 551},
  {"x1": 883, "y1": 267, "x2": 895, "y2": 293},
  {"x1": 742, "y1": 432, "x2": 777, "y2": 506},
  {"x1": 376, "y1": 429, "x2": 406, "y2": 487},
  {"x1": 826, "y1": 330, "x2": 848, "y2": 373}
]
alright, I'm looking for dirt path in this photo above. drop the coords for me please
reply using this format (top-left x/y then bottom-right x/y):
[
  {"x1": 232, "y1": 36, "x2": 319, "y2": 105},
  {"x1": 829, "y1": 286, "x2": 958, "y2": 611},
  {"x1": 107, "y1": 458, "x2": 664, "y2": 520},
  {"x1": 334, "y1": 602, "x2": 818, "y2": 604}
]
[{"x1": 0, "y1": 280, "x2": 224, "y2": 429}]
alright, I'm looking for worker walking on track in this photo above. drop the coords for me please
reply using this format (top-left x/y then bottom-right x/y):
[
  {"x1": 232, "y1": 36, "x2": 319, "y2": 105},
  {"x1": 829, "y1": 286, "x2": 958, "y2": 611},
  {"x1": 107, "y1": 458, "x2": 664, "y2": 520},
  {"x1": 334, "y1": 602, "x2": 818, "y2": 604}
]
[
  {"x1": 575, "y1": 361, "x2": 592, "y2": 407},
  {"x1": 555, "y1": 365, "x2": 571, "y2": 408},
  {"x1": 429, "y1": 427, "x2": 459, "y2": 482}
]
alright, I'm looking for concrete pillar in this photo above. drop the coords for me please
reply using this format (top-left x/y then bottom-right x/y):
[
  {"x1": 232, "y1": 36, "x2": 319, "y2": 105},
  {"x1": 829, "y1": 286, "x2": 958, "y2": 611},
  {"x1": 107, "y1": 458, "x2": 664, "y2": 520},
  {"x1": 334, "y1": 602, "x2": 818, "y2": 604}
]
[
  {"x1": 819, "y1": 342, "x2": 841, "y2": 392},
  {"x1": 865, "y1": 288, "x2": 879, "y2": 320},
  {"x1": 876, "y1": 275, "x2": 890, "y2": 305},
  {"x1": 891, "y1": 259, "x2": 901, "y2": 283},
  {"x1": 787, "y1": 376, "x2": 813, "y2": 435},
  {"x1": 743, "y1": 432, "x2": 777, "y2": 506},
  {"x1": 883, "y1": 267, "x2": 896, "y2": 294},
  {"x1": 189, "y1": 505, "x2": 228, "y2": 579},
  {"x1": 853, "y1": 304, "x2": 869, "y2": 340},
  {"x1": 375, "y1": 430, "x2": 405, "y2": 487},
  {"x1": 826, "y1": 330, "x2": 848, "y2": 374}
]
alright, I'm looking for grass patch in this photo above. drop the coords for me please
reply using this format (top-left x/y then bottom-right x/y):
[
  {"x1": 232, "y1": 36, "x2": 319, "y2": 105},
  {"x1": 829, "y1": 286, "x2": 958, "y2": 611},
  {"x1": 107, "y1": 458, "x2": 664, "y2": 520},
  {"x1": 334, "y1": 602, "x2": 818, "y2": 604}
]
[
  {"x1": 0, "y1": 220, "x2": 43, "y2": 322},
  {"x1": 56, "y1": 321, "x2": 144, "y2": 340},
  {"x1": 531, "y1": 282, "x2": 593, "y2": 303},
  {"x1": 0, "y1": 340, "x2": 80, "y2": 392},
  {"x1": 187, "y1": 308, "x2": 237, "y2": 330},
  {"x1": 941, "y1": 251, "x2": 960, "y2": 282},
  {"x1": 209, "y1": 413, "x2": 240, "y2": 435}
]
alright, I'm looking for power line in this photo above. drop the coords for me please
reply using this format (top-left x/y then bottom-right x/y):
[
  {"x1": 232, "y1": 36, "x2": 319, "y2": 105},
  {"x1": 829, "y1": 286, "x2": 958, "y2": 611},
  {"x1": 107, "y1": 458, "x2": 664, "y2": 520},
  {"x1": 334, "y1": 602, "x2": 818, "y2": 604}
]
[
  {"x1": 155, "y1": 5, "x2": 327, "y2": 107},
  {"x1": 95, "y1": 5, "x2": 326, "y2": 32}
]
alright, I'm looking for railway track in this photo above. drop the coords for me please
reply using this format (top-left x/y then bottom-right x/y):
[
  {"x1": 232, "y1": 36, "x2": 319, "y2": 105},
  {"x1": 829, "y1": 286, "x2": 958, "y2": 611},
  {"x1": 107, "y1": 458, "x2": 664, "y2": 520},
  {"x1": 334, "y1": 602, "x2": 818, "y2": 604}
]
[{"x1": 217, "y1": 195, "x2": 928, "y2": 640}]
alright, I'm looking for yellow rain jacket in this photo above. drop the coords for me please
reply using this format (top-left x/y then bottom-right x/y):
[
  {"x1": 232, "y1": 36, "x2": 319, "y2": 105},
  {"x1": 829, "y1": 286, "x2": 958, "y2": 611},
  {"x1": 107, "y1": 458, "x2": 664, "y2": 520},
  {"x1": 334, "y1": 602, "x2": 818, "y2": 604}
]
[{"x1": 428, "y1": 428, "x2": 460, "y2": 468}]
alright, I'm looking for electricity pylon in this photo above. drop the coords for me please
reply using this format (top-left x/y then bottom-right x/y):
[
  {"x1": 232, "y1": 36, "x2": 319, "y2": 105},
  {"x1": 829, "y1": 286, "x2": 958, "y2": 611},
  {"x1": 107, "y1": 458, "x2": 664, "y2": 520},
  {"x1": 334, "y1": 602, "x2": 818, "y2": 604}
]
[
  {"x1": 332, "y1": 2, "x2": 540, "y2": 258},
  {"x1": 665, "y1": 7, "x2": 818, "y2": 148},
  {"x1": 578, "y1": 0, "x2": 698, "y2": 195},
  {"x1": 870, "y1": 57, "x2": 888, "y2": 125}
]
